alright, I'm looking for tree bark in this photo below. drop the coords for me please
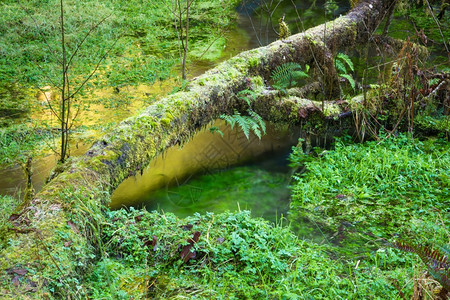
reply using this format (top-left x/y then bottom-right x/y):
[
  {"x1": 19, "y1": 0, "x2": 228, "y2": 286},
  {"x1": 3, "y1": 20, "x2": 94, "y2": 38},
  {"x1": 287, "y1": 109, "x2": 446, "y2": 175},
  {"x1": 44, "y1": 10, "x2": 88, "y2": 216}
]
[{"x1": 0, "y1": 0, "x2": 401, "y2": 296}]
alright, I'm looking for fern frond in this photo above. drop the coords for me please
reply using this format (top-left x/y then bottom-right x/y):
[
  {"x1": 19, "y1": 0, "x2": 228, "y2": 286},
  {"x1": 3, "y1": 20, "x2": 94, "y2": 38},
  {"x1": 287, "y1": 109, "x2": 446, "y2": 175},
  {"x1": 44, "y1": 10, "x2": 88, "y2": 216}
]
[
  {"x1": 209, "y1": 126, "x2": 224, "y2": 137},
  {"x1": 391, "y1": 240, "x2": 450, "y2": 291},
  {"x1": 249, "y1": 110, "x2": 266, "y2": 136},
  {"x1": 393, "y1": 240, "x2": 450, "y2": 270},
  {"x1": 293, "y1": 70, "x2": 309, "y2": 79},
  {"x1": 335, "y1": 59, "x2": 347, "y2": 74},
  {"x1": 220, "y1": 114, "x2": 236, "y2": 129},
  {"x1": 337, "y1": 53, "x2": 354, "y2": 72},
  {"x1": 442, "y1": 245, "x2": 450, "y2": 257},
  {"x1": 271, "y1": 62, "x2": 307, "y2": 90},
  {"x1": 340, "y1": 74, "x2": 356, "y2": 90},
  {"x1": 234, "y1": 113, "x2": 250, "y2": 139},
  {"x1": 250, "y1": 119, "x2": 261, "y2": 139},
  {"x1": 221, "y1": 110, "x2": 267, "y2": 140},
  {"x1": 237, "y1": 89, "x2": 256, "y2": 107},
  {"x1": 272, "y1": 62, "x2": 302, "y2": 83},
  {"x1": 428, "y1": 269, "x2": 450, "y2": 291},
  {"x1": 272, "y1": 84, "x2": 288, "y2": 95}
]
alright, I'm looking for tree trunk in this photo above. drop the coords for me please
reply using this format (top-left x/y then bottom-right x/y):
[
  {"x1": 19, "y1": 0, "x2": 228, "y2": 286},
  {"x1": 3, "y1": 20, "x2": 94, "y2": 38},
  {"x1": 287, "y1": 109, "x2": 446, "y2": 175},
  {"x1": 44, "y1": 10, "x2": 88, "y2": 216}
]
[{"x1": 1, "y1": 0, "x2": 401, "y2": 296}]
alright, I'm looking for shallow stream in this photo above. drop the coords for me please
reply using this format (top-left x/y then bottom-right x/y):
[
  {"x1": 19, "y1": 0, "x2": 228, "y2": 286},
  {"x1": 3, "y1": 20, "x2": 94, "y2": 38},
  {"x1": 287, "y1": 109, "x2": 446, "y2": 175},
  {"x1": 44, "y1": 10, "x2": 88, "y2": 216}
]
[{"x1": 110, "y1": 120, "x2": 301, "y2": 222}]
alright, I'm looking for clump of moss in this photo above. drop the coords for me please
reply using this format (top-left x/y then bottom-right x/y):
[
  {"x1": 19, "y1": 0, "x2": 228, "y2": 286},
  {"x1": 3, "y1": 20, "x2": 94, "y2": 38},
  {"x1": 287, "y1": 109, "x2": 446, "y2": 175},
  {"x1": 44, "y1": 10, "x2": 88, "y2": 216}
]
[{"x1": 0, "y1": 185, "x2": 109, "y2": 299}]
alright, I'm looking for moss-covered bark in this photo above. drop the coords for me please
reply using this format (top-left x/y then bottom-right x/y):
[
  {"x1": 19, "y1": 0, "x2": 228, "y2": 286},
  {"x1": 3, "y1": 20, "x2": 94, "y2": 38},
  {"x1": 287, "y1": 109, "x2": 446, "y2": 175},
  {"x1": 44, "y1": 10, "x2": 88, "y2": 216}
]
[{"x1": 0, "y1": 0, "x2": 402, "y2": 297}]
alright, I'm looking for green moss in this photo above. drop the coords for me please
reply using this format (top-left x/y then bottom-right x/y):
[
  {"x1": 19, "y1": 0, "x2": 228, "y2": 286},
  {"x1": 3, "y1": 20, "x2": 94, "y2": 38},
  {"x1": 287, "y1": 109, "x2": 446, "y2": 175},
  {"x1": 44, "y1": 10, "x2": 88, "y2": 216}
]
[
  {"x1": 247, "y1": 56, "x2": 260, "y2": 69},
  {"x1": 160, "y1": 118, "x2": 171, "y2": 126},
  {"x1": 250, "y1": 76, "x2": 264, "y2": 88},
  {"x1": 0, "y1": 183, "x2": 109, "y2": 298},
  {"x1": 322, "y1": 102, "x2": 341, "y2": 117}
]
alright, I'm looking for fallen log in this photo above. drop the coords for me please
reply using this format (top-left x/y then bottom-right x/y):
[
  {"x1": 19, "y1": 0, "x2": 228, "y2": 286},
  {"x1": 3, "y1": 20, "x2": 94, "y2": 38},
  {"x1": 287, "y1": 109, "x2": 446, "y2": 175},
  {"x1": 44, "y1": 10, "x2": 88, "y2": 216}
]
[{"x1": 0, "y1": 0, "x2": 403, "y2": 296}]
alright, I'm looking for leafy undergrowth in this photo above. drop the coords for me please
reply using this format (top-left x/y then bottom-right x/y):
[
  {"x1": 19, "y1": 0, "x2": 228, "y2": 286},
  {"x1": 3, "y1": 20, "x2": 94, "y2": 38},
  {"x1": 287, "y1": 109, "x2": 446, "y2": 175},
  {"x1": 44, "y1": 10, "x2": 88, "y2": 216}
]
[
  {"x1": 0, "y1": 195, "x2": 19, "y2": 233},
  {"x1": 290, "y1": 134, "x2": 449, "y2": 298},
  {"x1": 83, "y1": 209, "x2": 415, "y2": 299},
  {"x1": 82, "y1": 135, "x2": 449, "y2": 299},
  {"x1": 290, "y1": 134, "x2": 449, "y2": 247}
]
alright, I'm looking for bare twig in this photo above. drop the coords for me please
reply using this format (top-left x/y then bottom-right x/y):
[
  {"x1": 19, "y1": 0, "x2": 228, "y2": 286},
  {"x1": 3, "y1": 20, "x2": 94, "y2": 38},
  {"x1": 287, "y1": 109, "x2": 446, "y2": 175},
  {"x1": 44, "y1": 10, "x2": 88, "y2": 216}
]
[{"x1": 424, "y1": 0, "x2": 450, "y2": 54}]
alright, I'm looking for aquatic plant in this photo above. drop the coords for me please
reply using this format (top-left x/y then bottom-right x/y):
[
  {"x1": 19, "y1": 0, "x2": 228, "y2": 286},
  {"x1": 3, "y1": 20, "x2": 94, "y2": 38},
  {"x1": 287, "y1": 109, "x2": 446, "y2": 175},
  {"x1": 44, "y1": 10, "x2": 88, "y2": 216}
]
[{"x1": 290, "y1": 134, "x2": 449, "y2": 248}]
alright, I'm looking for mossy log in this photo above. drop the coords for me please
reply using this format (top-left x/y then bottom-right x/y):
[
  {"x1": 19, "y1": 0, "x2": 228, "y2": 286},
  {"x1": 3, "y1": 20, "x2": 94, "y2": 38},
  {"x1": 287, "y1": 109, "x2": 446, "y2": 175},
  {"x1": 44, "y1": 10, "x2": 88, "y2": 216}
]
[{"x1": 1, "y1": 0, "x2": 406, "y2": 297}]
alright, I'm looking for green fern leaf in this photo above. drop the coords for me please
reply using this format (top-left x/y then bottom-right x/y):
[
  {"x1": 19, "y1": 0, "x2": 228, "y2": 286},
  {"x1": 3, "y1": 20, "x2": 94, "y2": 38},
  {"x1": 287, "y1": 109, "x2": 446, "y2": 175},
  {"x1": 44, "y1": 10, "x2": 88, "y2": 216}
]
[
  {"x1": 250, "y1": 120, "x2": 261, "y2": 139},
  {"x1": 209, "y1": 126, "x2": 224, "y2": 137},
  {"x1": 220, "y1": 114, "x2": 236, "y2": 129},
  {"x1": 271, "y1": 62, "x2": 307, "y2": 90},
  {"x1": 293, "y1": 70, "x2": 309, "y2": 79},
  {"x1": 249, "y1": 110, "x2": 266, "y2": 136},
  {"x1": 248, "y1": 117, "x2": 262, "y2": 139},
  {"x1": 337, "y1": 53, "x2": 354, "y2": 72},
  {"x1": 335, "y1": 59, "x2": 346, "y2": 74},
  {"x1": 340, "y1": 74, "x2": 356, "y2": 90},
  {"x1": 392, "y1": 240, "x2": 450, "y2": 291},
  {"x1": 237, "y1": 89, "x2": 256, "y2": 106},
  {"x1": 221, "y1": 110, "x2": 267, "y2": 140},
  {"x1": 234, "y1": 113, "x2": 250, "y2": 139}
]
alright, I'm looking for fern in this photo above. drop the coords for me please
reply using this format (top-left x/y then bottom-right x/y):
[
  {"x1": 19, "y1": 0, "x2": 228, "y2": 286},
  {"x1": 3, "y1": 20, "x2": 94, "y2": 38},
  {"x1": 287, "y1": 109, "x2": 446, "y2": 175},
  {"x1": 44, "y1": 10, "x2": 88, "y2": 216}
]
[
  {"x1": 220, "y1": 110, "x2": 266, "y2": 140},
  {"x1": 335, "y1": 59, "x2": 347, "y2": 74},
  {"x1": 237, "y1": 89, "x2": 256, "y2": 106},
  {"x1": 249, "y1": 110, "x2": 266, "y2": 136},
  {"x1": 391, "y1": 240, "x2": 450, "y2": 292},
  {"x1": 234, "y1": 113, "x2": 251, "y2": 139},
  {"x1": 340, "y1": 74, "x2": 355, "y2": 91},
  {"x1": 220, "y1": 114, "x2": 236, "y2": 129},
  {"x1": 209, "y1": 126, "x2": 224, "y2": 137},
  {"x1": 334, "y1": 53, "x2": 356, "y2": 92},
  {"x1": 336, "y1": 53, "x2": 354, "y2": 72},
  {"x1": 271, "y1": 62, "x2": 308, "y2": 91}
]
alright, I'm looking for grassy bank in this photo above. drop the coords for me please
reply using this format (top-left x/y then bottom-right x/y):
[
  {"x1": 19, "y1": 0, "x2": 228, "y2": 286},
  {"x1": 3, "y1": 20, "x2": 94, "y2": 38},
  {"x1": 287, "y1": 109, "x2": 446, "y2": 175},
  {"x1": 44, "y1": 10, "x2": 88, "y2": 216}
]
[{"x1": 0, "y1": 0, "x2": 241, "y2": 88}]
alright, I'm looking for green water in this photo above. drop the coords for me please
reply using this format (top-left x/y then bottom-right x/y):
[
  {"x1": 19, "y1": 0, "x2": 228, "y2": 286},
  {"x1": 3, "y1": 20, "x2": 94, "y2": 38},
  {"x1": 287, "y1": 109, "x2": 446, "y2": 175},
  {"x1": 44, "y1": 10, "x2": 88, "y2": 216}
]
[{"x1": 141, "y1": 157, "x2": 292, "y2": 223}]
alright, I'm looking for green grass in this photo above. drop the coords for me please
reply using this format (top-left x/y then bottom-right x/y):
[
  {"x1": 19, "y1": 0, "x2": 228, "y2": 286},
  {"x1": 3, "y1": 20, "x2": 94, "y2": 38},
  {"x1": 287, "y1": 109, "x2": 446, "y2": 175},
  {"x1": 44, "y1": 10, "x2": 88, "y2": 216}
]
[
  {"x1": 0, "y1": 0, "x2": 241, "y2": 89},
  {"x1": 0, "y1": 195, "x2": 20, "y2": 230},
  {"x1": 290, "y1": 134, "x2": 449, "y2": 248},
  {"x1": 0, "y1": 123, "x2": 55, "y2": 165}
]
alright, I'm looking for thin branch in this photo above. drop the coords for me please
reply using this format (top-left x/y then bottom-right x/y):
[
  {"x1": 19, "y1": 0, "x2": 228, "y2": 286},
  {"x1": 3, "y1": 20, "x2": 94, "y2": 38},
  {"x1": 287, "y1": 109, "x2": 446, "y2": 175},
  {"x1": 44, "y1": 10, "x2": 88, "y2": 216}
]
[
  {"x1": 68, "y1": 35, "x2": 121, "y2": 100},
  {"x1": 290, "y1": 0, "x2": 324, "y2": 78},
  {"x1": 66, "y1": 14, "x2": 112, "y2": 70},
  {"x1": 244, "y1": 4, "x2": 262, "y2": 47},
  {"x1": 197, "y1": 28, "x2": 228, "y2": 60},
  {"x1": 424, "y1": 0, "x2": 449, "y2": 54},
  {"x1": 32, "y1": 62, "x2": 61, "y2": 90},
  {"x1": 36, "y1": 86, "x2": 62, "y2": 123}
]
